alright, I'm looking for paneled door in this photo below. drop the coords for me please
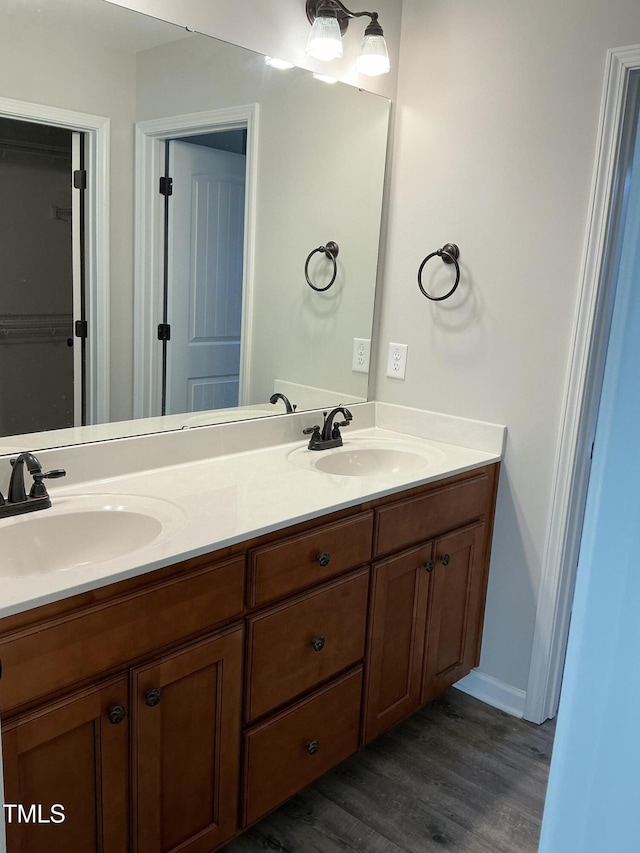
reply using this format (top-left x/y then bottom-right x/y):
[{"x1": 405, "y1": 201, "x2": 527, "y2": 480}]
[
  {"x1": 132, "y1": 626, "x2": 243, "y2": 853},
  {"x1": 1, "y1": 676, "x2": 129, "y2": 853},
  {"x1": 165, "y1": 139, "x2": 246, "y2": 415}
]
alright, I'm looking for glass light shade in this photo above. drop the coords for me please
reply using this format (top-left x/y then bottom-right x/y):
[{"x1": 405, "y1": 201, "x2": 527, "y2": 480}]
[
  {"x1": 355, "y1": 34, "x2": 390, "y2": 76},
  {"x1": 306, "y1": 14, "x2": 343, "y2": 61}
]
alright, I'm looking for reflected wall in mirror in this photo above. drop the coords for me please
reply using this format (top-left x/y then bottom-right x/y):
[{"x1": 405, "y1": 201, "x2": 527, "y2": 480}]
[{"x1": 0, "y1": 0, "x2": 390, "y2": 453}]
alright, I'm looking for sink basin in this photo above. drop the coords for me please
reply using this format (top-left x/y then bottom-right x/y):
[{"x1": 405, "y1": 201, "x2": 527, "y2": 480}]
[
  {"x1": 288, "y1": 437, "x2": 445, "y2": 479},
  {"x1": 313, "y1": 447, "x2": 431, "y2": 477},
  {"x1": 0, "y1": 494, "x2": 185, "y2": 578}
]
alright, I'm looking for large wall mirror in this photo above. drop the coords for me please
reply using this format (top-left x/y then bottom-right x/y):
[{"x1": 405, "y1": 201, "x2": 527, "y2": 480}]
[{"x1": 0, "y1": 0, "x2": 389, "y2": 454}]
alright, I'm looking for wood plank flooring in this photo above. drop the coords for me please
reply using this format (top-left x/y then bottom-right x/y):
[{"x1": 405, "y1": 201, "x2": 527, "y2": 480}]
[{"x1": 223, "y1": 688, "x2": 555, "y2": 853}]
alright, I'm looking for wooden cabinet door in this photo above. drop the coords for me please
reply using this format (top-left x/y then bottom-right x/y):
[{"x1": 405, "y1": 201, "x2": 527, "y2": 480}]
[
  {"x1": 363, "y1": 543, "x2": 432, "y2": 744},
  {"x1": 132, "y1": 625, "x2": 243, "y2": 853},
  {"x1": 2, "y1": 675, "x2": 129, "y2": 853},
  {"x1": 421, "y1": 522, "x2": 488, "y2": 705}
]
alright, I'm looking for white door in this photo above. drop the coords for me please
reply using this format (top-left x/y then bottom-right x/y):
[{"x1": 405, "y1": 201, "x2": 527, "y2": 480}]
[
  {"x1": 71, "y1": 130, "x2": 85, "y2": 426},
  {"x1": 165, "y1": 139, "x2": 246, "y2": 415}
]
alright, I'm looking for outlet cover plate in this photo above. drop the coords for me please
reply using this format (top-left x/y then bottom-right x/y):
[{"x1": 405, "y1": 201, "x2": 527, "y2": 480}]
[
  {"x1": 386, "y1": 342, "x2": 408, "y2": 379},
  {"x1": 352, "y1": 338, "x2": 371, "y2": 373}
]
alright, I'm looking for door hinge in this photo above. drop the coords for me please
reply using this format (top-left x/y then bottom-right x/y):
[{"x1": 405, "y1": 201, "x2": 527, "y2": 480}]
[
  {"x1": 159, "y1": 176, "x2": 173, "y2": 197},
  {"x1": 75, "y1": 320, "x2": 88, "y2": 339},
  {"x1": 157, "y1": 323, "x2": 171, "y2": 341},
  {"x1": 73, "y1": 169, "x2": 87, "y2": 190}
]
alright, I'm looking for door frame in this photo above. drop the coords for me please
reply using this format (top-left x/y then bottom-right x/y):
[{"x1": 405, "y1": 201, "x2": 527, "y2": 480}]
[
  {"x1": 133, "y1": 105, "x2": 258, "y2": 419},
  {"x1": 525, "y1": 46, "x2": 640, "y2": 723},
  {"x1": 0, "y1": 96, "x2": 110, "y2": 426}
]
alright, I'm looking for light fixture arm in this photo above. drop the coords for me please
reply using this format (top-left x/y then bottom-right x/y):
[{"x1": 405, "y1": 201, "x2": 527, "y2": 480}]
[
  {"x1": 306, "y1": 0, "x2": 383, "y2": 36},
  {"x1": 330, "y1": 0, "x2": 380, "y2": 24}
]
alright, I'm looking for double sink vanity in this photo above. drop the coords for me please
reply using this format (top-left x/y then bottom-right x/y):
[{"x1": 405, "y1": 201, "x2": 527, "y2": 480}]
[{"x1": 0, "y1": 402, "x2": 505, "y2": 853}]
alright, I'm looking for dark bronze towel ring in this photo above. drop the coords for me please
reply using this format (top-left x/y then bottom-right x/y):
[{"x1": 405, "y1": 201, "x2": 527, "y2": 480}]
[
  {"x1": 305, "y1": 241, "x2": 339, "y2": 292},
  {"x1": 418, "y1": 243, "x2": 461, "y2": 301}
]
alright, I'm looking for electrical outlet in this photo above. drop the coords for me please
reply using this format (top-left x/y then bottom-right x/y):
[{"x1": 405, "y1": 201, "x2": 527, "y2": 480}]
[
  {"x1": 352, "y1": 338, "x2": 371, "y2": 373},
  {"x1": 386, "y1": 342, "x2": 408, "y2": 379}
]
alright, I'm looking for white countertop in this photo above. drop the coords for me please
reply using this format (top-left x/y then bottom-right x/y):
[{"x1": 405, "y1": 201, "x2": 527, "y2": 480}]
[{"x1": 0, "y1": 403, "x2": 506, "y2": 619}]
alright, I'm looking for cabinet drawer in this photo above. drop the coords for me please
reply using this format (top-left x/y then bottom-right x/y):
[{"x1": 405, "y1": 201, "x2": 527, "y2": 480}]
[
  {"x1": 243, "y1": 667, "x2": 362, "y2": 827},
  {"x1": 374, "y1": 467, "x2": 495, "y2": 557},
  {"x1": 0, "y1": 556, "x2": 245, "y2": 715},
  {"x1": 245, "y1": 569, "x2": 369, "y2": 723},
  {"x1": 248, "y1": 512, "x2": 373, "y2": 607}
]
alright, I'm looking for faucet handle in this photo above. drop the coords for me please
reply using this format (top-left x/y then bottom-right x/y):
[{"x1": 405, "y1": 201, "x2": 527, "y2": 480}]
[
  {"x1": 29, "y1": 469, "x2": 67, "y2": 499},
  {"x1": 303, "y1": 424, "x2": 322, "y2": 450}
]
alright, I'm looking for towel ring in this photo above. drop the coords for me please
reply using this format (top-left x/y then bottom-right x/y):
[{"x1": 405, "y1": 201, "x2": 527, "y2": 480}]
[
  {"x1": 305, "y1": 241, "x2": 339, "y2": 292},
  {"x1": 417, "y1": 243, "x2": 461, "y2": 301}
]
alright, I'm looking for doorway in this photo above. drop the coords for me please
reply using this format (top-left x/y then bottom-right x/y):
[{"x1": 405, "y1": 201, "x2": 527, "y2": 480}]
[
  {"x1": 0, "y1": 116, "x2": 85, "y2": 435},
  {"x1": 161, "y1": 131, "x2": 247, "y2": 416},
  {"x1": 133, "y1": 105, "x2": 258, "y2": 421},
  {"x1": 525, "y1": 48, "x2": 640, "y2": 723}
]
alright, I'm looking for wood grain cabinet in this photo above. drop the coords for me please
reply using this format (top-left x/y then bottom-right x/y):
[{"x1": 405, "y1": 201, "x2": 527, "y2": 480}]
[
  {"x1": 0, "y1": 554, "x2": 246, "y2": 853},
  {"x1": 132, "y1": 626, "x2": 243, "y2": 853},
  {"x1": 364, "y1": 467, "x2": 499, "y2": 744},
  {"x1": 2, "y1": 676, "x2": 129, "y2": 853},
  {"x1": 421, "y1": 522, "x2": 489, "y2": 705},
  {"x1": 0, "y1": 463, "x2": 499, "y2": 853}
]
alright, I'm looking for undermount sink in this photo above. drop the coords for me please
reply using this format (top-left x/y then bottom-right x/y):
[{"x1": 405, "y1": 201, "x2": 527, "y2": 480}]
[
  {"x1": 288, "y1": 437, "x2": 445, "y2": 479},
  {"x1": 0, "y1": 494, "x2": 185, "y2": 578}
]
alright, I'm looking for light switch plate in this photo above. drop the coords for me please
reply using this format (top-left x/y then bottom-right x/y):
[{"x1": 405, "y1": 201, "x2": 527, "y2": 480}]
[
  {"x1": 386, "y1": 342, "x2": 408, "y2": 380},
  {"x1": 352, "y1": 338, "x2": 371, "y2": 373}
]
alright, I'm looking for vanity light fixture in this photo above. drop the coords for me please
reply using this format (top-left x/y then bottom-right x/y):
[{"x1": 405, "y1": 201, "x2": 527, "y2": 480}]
[
  {"x1": 265, "y1": 56, "x2": 295, "y2": 69},
  {"x1": 305, "y1": 0, "x2": 390, "y2": 77}
]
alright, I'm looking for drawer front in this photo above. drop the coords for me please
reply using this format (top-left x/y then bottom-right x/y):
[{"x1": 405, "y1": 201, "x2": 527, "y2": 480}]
[
  {"x1": 0, "y1": 556, "x2": 245, "y2": 715},
  {"x1": 374, "y1": 466, "x2": 496, "y2": 557},
  {"x1": 243, "y1": 667, "x2": 362, "y2": 827},
  {"x1": 245, "y1": 569, "x2": 369, "y2": 723},
  {"x1": 248, "y1": 512, "x2": 373, "y2": 607}
]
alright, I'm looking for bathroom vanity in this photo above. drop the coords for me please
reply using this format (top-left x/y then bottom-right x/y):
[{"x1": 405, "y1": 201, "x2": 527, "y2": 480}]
[{"x1": 0, "y1": 404, "x2": 504, "y2": 852}]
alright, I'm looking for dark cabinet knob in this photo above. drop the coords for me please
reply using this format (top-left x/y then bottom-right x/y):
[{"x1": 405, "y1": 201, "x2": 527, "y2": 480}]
[
  {"x1": 316, "y1": 552, "x2": 331, "y2": 567},
  {"x1": 423, "y1": 560, "x2": 435, "y2": 573},
  {"x1": 311, "y1": 636, "x2": 326, "y2": 652},
  {"x1": 306, "y1": 739, "x2": 320, "y2": 755},
  {"x1": 440, "y1": 554, "x2": 451, "y2": 566},
  {"x1": 145, "y1": 687, "x2": 162, "y2": 707},
  {"x1": 107, "y1": 704, "x2": 126, "y2": 725}
]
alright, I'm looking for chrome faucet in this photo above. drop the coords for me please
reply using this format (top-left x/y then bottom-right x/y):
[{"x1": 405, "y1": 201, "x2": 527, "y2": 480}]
[
  {"x1": 0, "y1": 452, "x2": 66, "y2": 518},
  {"x1": 269, "y1": 393, "x2": 297, "y2": 413},
  {"x1": 303, "y1": 407, "x2": 353, "y2": 451}
]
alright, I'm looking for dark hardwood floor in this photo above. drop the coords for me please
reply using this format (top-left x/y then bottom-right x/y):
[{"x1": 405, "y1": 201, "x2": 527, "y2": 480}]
[{"x1": 224, "y1": 688, "x2": 555, "y2": 853}]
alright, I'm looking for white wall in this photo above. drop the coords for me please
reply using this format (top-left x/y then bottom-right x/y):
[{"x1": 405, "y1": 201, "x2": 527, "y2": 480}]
[{"x1": 377, "y1": 0, "x2": 640, "y2": 699}]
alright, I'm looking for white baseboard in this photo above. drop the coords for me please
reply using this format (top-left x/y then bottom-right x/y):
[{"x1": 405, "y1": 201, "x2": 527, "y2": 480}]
[{"x1": 454, "y1": 669, "x2": 527, "y2": 719}]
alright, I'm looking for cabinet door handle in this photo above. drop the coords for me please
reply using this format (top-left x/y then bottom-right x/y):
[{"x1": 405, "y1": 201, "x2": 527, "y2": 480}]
[
  {"x1": 316, "y1": 552, "x2": 331, "y2": 567},
  {"x1": 306, "y1": 739, "x2": 320, "y2": 755},
  {"x1": 440, "y1": 554, "x2": 451, "y2": 566},
  {"x1": 145, "y1": 687, "x2": 162, "y2": 707},
  {"x1": 107, "y1": 704, "x2": 127, "y2": 725},
  {"x1": 311, "y1": 636, "x2": 326, "y2": 652},
  {"x1": 423, "y1": 560, "x2": 435, "y2": 573}
]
